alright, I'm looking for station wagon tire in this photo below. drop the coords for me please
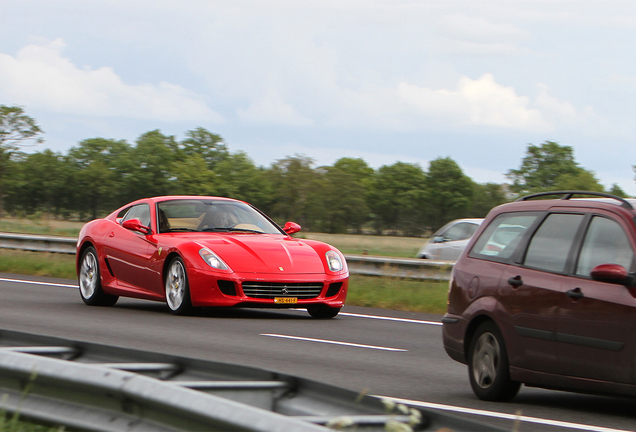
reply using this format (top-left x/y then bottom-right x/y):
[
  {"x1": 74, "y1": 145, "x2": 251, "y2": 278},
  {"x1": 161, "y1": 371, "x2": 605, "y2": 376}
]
[
  {"x1": 307, "y1": 305, "x2": 341, "y2": 319},
  {"x1": 165, "y1": 257, "x2": 193, "y2": 315},
  {"x1": 79, "y1": 246, "x2": 119, "y2": 306},
  {"x1": 468, "y1": 321, "x2": 520, "y2": 401}
]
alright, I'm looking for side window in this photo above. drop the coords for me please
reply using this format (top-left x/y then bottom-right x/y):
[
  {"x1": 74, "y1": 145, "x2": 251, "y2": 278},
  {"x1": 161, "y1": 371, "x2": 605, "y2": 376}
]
[
  {"x1": 524, "y1": 214, "x2": 584, "y2": 273},
  {"x1": 576, "y1": 217, "x2": 634, "y2": 277},
  {"x1": 470, "y1": 213, "x2": 538, "y2": 260},
  {"x1": 444, "y1": 223, "x2": 473, "y2": 241},
  {"x1": 122, "y1": 204, "x2": 151, "y2": 228}
]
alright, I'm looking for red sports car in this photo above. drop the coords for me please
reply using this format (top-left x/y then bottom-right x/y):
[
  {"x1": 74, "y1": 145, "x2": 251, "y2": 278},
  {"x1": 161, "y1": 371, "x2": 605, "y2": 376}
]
[{"x1": 76, "y1": 196, "x2": 349, "y2": 318}]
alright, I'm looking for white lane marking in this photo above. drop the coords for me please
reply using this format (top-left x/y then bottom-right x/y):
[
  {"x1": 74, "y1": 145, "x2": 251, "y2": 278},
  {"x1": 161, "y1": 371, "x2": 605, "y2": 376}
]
[
  {"x1": 379, "y1": 396, "x2": 631, "y2": 432},
  {"x1": 339, "y1": 312, "x2": 442, "y2": 326},
  {"x1": 5, "y1": 277, "x2": 443, "y2": 327},
  {"x1": 0, "y1": 277, "x2": 78, "y2": 289},
  {"x1": 290, "y1": 309, "x2": 443, "y2": 326},
  {"x1": 261, "y1": 334, "x2": 407, "y2": 352}
]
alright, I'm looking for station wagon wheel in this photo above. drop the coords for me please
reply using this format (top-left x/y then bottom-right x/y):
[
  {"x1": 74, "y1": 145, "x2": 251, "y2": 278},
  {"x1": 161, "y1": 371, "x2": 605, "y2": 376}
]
[
  {"x1": 165, "y1": 257, "x2": 193, "y2": 315},
  {"x1": 79, "y1": 246, "x2": 118, "y2": 306},
  {"x1": 468, "y1": 321, "x2": 520, "y2": 401},
  {"x1": 307, "y1": 305, "x2": 341, "y2": 319}
]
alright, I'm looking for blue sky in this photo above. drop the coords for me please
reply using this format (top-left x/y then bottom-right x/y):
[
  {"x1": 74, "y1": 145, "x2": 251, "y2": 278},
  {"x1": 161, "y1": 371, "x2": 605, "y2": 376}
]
[{"x1": 1, "y1": 0, "x2": 636, "y2": 194}]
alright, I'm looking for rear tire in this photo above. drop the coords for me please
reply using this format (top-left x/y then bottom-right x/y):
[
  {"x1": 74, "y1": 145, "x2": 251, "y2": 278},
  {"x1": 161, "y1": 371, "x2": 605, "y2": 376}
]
[
  {"x1": 468, "y1": 321, "x2": 520, "y2": 401},
  {"x1": 165, "y1": 257, "x2": 193, "y2": 315},
  {"x1": 307, "y1": 305, "x2": 341, "y2": 319},
  {"x1": 78, "y1": 246, "x2": 118, "y2": 306}
]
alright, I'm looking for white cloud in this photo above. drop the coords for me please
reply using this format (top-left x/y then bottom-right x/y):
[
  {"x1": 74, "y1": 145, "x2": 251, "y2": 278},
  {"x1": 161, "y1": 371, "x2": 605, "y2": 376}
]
[
  {"x1": 436, "y1": 14, "x2": 529, "y2": 56},
  {"x1": 0, "y1": 38, "x2": 223, "y2": 123},
  {"x1": 237, "y1": 90, "x2": 314, "y2": 126},
  {"x1": 398, "y1": 73, "x2": 551, "y2": 131}
]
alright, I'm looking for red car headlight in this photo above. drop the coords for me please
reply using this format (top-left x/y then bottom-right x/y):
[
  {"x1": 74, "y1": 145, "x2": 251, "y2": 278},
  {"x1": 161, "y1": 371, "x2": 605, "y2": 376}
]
[
  {"x1": 326, "y1": 250, "x2": 344, "y2": 272},
  {"x1": 199, "y1": 247, "x2": 230, "y2": 271}
]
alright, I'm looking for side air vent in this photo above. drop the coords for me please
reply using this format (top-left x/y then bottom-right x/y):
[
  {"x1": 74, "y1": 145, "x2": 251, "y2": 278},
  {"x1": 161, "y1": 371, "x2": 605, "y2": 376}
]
[{"x1": 217, "y1": 280, "x2": 237, "y2": 296}]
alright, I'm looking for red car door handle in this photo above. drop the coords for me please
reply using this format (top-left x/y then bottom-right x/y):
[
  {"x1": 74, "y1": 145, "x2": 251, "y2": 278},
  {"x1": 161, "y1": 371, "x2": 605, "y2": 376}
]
[
  {"x1": 109, "y1": 232, "x2": 114, "y2": 238},
  {"x1": 508, "y1": 276, "x2": 523, "y2": 287},
  {"x1": 566, "y1": 288, "x2": 584, "y2": 299}
]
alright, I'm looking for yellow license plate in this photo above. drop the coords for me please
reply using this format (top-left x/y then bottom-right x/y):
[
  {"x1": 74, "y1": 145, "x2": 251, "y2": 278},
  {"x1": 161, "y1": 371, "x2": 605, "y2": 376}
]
[{"x1": 274, "y1": 297, "x2": 297, "y2": 304}]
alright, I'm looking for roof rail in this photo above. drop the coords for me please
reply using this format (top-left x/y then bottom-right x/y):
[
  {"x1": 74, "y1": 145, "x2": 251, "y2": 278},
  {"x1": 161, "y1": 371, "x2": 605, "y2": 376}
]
[{"x1": 515, "y1": 190, "x2": 633, "y2": 210}]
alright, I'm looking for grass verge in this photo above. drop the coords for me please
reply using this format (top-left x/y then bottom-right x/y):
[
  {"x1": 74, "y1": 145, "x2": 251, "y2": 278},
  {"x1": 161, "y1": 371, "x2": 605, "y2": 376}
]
[
  {"x1": 0, "y1": 250, "x2": 448, "y2": 314},
  {"x1": 346, "y1": 274, "x2": 448, "y2": 315}
]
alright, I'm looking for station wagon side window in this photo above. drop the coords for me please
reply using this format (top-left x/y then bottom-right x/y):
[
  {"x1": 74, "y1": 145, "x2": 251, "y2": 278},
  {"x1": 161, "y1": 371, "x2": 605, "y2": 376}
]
[
  {"x1": 575, "y1": 216, "x2": 634, "y2": 277},
  {"x1": 470, "y1": 213, "x2": 538, "y2": 261},
  {"x1": 523, "y1": 213, "x2": 584, "y2": 273}
]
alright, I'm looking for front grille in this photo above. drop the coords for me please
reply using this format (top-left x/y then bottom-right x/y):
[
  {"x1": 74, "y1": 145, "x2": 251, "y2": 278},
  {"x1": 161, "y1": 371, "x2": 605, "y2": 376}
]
[{"x1": 242, "y1": 282, "x2": 324, "y2": 299}]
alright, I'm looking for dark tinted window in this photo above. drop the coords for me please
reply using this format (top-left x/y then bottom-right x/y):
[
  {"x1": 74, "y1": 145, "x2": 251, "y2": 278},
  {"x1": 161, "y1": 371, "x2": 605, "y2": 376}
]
[
  {"x1": 576, "y1": 216, "x2": 634, "y2": 276},
  {"x1": 471, "y1": 213, "x2": 538, "y2": 259},
  {"x1": 524, "y1": 213, "x2": 583, "y2": 273}
]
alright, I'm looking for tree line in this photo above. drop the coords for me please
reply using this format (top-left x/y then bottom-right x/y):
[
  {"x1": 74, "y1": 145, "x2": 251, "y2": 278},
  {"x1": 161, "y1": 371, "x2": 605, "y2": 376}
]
[{"x1": 0, "y1": 105, "x2": 627, "y2": 235}]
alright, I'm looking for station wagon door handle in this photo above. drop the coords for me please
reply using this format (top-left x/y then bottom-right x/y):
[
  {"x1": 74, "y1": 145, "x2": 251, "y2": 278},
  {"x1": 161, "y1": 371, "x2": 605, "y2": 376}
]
[
  {"x1": 566, "y1": 288, "x2": 584, "y2": 299},
  {"x1": 508, "y1": 276, "x2": 523, "y2": 287}
]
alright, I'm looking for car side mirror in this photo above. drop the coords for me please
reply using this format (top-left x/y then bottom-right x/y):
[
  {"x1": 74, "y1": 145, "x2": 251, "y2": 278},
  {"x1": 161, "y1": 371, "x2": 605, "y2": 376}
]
[
  {"x1": 283, "y1": 222, "x2": 301, "y2": 235},
  {"x1": 433, "y1": 236, "x2": 445, "y2": 243},
  {"x1": 122, "y1": 218, "x2": 151, "y2": 235},
  {"x1": 590, "y1": 263, "x2": 629, "y2": 284}
]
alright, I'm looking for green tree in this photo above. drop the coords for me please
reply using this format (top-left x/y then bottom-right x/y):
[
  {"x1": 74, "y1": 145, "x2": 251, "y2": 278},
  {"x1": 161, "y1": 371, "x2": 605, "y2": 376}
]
[
  {"x1": 179, "y1": 127, "x2": 229, "y2": 170},
  {"x1": 609, "y1": 184, "x2": 628, "y2": 198},
  {"x1": 425, "y1": 157, "x2": 474, "y2": 229},
  {"x1": 68, "y1": 138, "x2": 132, "y2": 218},
  {"x1": 126, "y1": 130, "x2": 179, "y2": 201},
  {"x1": 0, "y1": 105, "x2": 43, "y2": 217},
  {"x1": 553, "y1": 170, "x2": 604, "y2": 192},
  {"x1": 4, "y1": 150, "x2": 72, "y2": 217},
  {"x1": 470, "y1": 182, "x2": 508, "y2": 217},
  {"x1": 367, "y1": 162, "x2": 427, "y2": 235},
  {"x1": 214, "y1": 152, "x2": 273, "y2": 208},
  {"x1": 506, "y1": 141, "x2": 600, "y2": 195},
  {"x1": 268, "y1": 155, "x2": 318, "y2": 228}
]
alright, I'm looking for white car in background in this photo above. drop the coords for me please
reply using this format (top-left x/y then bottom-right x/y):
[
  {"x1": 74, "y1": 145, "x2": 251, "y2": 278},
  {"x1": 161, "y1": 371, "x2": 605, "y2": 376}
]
[{"x1": 415, "y1": 218, "x2": 484, "y2": 261}]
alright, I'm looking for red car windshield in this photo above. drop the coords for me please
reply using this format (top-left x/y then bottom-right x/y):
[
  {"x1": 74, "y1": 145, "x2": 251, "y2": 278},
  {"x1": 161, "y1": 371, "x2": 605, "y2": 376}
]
[{"x1": 156, "y1": 199, "x2": 283, "y2": 234}]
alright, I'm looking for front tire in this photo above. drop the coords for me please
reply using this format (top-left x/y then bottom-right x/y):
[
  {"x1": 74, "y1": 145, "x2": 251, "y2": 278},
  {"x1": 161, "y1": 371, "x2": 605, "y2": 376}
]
[
  {"x1": 468, "y1": 321, "x2": 520, "y2": 401},
  {"x1": 78, "y1": 246, "x2": 118, "y2": 306},
  {"x1": 307, "y1": 305, "x2": 341, "y2": 319},
  {"x1": 165, "y1": 257, "x2": 193, "y2": 315}
]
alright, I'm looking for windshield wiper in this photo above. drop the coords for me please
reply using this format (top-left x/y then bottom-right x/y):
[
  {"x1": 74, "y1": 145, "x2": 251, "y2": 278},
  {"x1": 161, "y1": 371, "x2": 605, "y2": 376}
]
[
  {"x1": 166, "y1": 228, "x2": 197, "y2": 232},
  {"x1": 202, "y1": 227, "x2": 263, "y2": 233}
]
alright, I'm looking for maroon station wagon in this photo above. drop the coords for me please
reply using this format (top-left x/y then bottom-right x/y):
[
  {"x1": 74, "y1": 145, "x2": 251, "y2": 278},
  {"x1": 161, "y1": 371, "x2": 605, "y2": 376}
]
[{"x1": 443, "y1": 191, "x2": 636, "y2": 401}]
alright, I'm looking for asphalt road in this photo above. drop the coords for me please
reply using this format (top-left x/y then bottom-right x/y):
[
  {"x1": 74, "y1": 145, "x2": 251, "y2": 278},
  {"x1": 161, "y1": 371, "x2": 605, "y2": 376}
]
[{"x1": 1, "y1": 273, "x2": 635, "y2": 432}]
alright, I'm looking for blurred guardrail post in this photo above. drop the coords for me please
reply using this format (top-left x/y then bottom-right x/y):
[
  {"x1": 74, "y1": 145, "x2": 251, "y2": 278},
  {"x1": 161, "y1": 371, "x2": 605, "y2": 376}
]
[{"x1": 0, "y1": 233, "x2": 454, "y2": 280}]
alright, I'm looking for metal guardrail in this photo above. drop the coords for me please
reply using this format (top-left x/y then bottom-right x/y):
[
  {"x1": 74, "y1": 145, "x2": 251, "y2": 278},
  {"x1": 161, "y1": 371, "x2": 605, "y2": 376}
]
[
  {"x1": 0, "y1": 329, "x2": 503, "y2": 431},
  {"x1": 0, "y1": 232, "x2": 454, "y2": 280}
]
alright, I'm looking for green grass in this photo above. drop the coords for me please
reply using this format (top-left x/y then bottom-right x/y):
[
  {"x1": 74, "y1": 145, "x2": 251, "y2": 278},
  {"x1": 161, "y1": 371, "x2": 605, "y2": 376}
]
[
  {"x1": 346, "y1": 274, "x2": 448, "y2": 314},
  {"x1": 0, "y1": 250, "x2": 76, "y2": 279},
  {"x1": 0, "y1": 250, "x2": 448, "y2": 314},
  {"x1": 0, "y1": 411, "x2": 64, "y2": 432},
  {"x1": 0, "y1": 218, "x2": 82, "y2": 238}
]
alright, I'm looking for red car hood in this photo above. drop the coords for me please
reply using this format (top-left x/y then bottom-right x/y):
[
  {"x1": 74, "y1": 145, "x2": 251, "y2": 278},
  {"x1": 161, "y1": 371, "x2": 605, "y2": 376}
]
[{"x1": 190, "y1": 234, "x2": 326, "y2": 274}]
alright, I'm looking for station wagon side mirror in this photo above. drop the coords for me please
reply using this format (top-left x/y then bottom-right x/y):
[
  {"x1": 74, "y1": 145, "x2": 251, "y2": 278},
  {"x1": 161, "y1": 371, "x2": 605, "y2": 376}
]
[
  {"x1": 433, "y1": 236, "x2": 445, "y2": 243},
  {"x1": 122, "y1": 218, "x2": 151, "y2": 235},
  {"x1": 283, "y1": 222, "x2": 301, "y2": 235},
  {"x1": 590, "y1": 263, "x2": 631, "y2": 285}
]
